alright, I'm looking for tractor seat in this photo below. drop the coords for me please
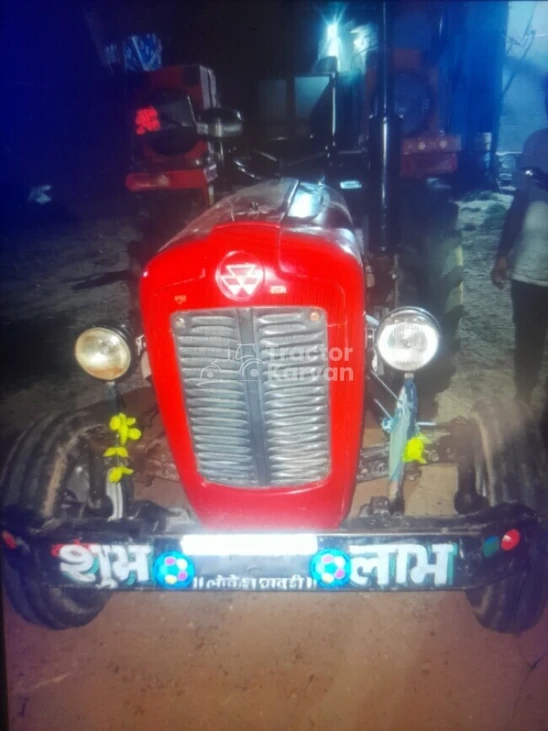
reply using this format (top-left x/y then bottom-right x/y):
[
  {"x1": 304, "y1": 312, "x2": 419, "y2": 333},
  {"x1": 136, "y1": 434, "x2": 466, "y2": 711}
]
[
  {"x1": 197, "y1": 108, "x2": 244, "y2": 193},
  {"x1": 197, "y1": 108, "x2": 244, "y2": 139}
]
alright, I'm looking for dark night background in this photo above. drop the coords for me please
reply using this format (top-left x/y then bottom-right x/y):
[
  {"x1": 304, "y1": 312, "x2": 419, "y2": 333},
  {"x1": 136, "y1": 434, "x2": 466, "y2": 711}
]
[
  {"x1": 1, "y1": 0, "x2": 335, "y2": 207},
  {"x1": 2, "y1": 0, "x2": 546, "y2": 211}
]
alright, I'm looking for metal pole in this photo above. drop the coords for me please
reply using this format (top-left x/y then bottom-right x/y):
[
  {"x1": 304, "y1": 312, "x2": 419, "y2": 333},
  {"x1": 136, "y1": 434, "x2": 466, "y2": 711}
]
[
  {"x1": 368, "y1": 0, "x2": 401, "y2": 257},
  {"x1": 379, "y1": 1, "x2": 393, "y2": 117}
]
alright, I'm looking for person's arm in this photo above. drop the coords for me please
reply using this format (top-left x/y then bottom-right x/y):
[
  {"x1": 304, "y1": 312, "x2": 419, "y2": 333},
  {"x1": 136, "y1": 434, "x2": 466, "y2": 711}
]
[
  {"x1": 491, "y1": 135, "x2": 535, "y2": 287},
  {"x1": 497, "y1": 190, "x2": 528, "y2": 257},
  {"x1": 491, "y1": 192, "x2": 527, "y2": 288}
]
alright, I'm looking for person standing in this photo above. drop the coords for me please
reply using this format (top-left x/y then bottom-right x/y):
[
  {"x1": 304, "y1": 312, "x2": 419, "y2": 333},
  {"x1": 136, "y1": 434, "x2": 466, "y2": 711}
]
[{"x1": 491, "y1": 75, "x2": 548, "y2": 444}]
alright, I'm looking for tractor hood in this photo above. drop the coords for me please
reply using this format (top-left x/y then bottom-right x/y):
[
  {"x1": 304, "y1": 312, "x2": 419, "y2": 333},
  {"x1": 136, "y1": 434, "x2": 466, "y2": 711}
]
[{"x1": 140, "y1": 179, "x2": 366, "y2": 529}]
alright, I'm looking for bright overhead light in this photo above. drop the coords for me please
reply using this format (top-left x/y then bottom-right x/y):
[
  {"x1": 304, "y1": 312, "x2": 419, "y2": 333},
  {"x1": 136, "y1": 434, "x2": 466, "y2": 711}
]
[{"x1": 327, "y1": 22, "x2": 338, "y2": 41}]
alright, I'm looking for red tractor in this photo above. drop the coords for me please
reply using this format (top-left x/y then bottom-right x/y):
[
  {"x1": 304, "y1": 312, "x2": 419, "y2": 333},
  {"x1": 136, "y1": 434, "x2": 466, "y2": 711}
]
[{"x1": 1, "y1": 2, "x2": 547, "y2": 634}]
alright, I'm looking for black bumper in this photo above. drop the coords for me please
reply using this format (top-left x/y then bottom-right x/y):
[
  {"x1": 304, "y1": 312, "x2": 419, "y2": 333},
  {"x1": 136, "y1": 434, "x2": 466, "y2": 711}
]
[{"x1": 2, "y1": 504, "x2": 545, "y2": 593}]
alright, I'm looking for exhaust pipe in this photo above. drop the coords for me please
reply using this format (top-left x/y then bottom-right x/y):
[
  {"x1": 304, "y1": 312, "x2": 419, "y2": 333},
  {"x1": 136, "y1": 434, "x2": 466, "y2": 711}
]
[{"x1": 368, "y1": 1, "x2": 402, "y2": 257}]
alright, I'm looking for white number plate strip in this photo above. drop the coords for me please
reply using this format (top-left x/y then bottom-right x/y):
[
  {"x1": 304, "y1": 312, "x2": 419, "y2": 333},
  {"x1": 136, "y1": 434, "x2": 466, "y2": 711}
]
[{"x1": 181, "y1": 533, "x2": 319, "y2": 557}]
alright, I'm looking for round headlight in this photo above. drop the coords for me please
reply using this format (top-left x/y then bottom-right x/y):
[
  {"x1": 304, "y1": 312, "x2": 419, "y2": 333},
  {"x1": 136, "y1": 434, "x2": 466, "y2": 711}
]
[
  {"x1": 74, "y1": 326, "x2": 132, "y2": 381},
  {"x1": 376, "y1": 307, "x2": 440, "y2": 372}
]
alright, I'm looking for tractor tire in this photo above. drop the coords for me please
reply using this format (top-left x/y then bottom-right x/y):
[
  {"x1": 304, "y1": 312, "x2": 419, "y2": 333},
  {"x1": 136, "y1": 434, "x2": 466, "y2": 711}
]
[
  {"x1": 399, "y1": 179, "x2": 464, "y2": 410},
  {"x1": 464, "y1": 398, "x2": 548, "y2": 633},
  {"x1": 1, "y1": 409, "x2": 119, "y2": 629}
]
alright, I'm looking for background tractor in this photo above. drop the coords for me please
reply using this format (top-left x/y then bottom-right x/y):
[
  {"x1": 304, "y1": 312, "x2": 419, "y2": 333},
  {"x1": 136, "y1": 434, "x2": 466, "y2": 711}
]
[{"x1": 233, "y1": 2, "x2": 473, "y2": 410}]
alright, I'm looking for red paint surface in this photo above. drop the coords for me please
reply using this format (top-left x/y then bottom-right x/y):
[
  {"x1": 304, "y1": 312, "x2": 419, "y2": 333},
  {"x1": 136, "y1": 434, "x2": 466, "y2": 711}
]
[
  {"x1": 141, "y1": 180, "x2": 366, "y2": 529},
  {"x1": 125, "y1": 164, "x2": 217, "y2": 192},
  {"x1": 401, "y1": 152, "x2": 458, "y2": 178}
]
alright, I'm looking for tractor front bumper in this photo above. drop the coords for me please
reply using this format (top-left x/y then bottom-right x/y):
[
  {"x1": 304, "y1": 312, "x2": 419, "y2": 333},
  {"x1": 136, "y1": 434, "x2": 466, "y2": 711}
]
[{"x1": 2, "y1": 503, "x2": 545, "y2": 593}]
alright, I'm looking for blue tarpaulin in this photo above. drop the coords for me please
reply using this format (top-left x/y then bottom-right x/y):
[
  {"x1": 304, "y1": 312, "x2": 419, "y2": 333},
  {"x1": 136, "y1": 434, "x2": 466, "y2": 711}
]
[{"x1": 106, "y1": 34, "x2": 163, "y2": 72}]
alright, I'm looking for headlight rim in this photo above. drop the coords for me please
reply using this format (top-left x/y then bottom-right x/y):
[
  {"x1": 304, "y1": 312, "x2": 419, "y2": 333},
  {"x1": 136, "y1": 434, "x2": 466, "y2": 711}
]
[
  {"x1": 74, "y1": 321, "x2": 135, "y2": 382},
  {"x1": 374, "y1": 306, "x2": 441, "y2": 373}
]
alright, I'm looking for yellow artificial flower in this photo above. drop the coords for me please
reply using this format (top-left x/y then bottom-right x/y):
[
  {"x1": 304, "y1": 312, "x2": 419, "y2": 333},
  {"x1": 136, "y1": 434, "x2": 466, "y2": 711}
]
[
  {"x1": 108, "y1": 465, "x2": 135, "y2": 483},
  {"x1": 108, "y1": 413, "x2": 142, "y2": 445},
  {"x1": 103, "y1": 446, "x2": 129, "y2": 459},
  {"x1": 402, "y1": 434, "x2": 431, "y2": 465}
]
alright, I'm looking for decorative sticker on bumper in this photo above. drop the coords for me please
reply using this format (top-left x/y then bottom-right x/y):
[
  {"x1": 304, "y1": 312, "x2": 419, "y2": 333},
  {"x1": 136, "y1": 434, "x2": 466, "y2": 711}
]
[
  {"x1": 333, "y1": 543, "x2": 456, "y2": 589},
  {"x1": 310, "y1": 549, "x2": 352, "y2": 588},
  {"x1": 51, "y1": 540, "x2": 458, "y2": 590},
  {"x1": 154, "y1": 551, "x2": 195, "y2": 589},
  {"x1": 53, "y1": 543, "x2": 153, "y2": 589}
]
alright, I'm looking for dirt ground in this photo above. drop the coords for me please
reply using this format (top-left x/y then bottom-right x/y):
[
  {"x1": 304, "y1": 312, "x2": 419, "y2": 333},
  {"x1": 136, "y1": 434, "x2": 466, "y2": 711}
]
[{"x1": 1, "y1": 194, "x2": 548, "y2": 731}]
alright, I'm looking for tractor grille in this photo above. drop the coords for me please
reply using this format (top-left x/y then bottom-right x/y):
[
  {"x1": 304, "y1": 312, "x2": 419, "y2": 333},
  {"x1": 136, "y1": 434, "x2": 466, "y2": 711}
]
[{"x1": 171, "y1": 307, "x2": 330, "y2": 488}]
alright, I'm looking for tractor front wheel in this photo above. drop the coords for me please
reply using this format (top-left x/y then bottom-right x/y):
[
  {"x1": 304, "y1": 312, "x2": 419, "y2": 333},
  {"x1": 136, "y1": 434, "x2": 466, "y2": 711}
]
[
  {"x1": 464, "y1": 399, "x2": 548, "y2": 633},
  {"x1": 1, "y1": 409, "x2": 123, "y2": 629}
]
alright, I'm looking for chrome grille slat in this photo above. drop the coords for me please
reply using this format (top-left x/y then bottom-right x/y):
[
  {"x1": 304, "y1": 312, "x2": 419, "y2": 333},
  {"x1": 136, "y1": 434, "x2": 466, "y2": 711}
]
[
  {"x1": 192, "y1": 426, "x2": 250, "y2": 436},
  {"x1": 195, "y1": 439, "x2": 251, "y2": 454},
  {"x1": 183, "y1": 336, "x2": 237, "y2": 346},
  {"x1": 178, "y1": 355, "x2": 241, "y2": 367},
  {"x1": 270, "y1": 417, "x2": 322, "y2": 434},
  {"x1": 256, "y1": 306, "x2": 330, "y2": 486},
  {"x1": 262, "y1": 323, "x2": 311, "y2": 335},
  {"x1": 268, "y1": 426, "x2": 329, "y2": 437},
  {"x1": 264, "y1": 384, "x2": 326, "y2": 396},
  {"x1": 190, "y1": 315, "x2": 236, "y2": 326},
  {"x1": 187, "y1": 397, "x2": 246, "y2": 407},
  {"x1": 260, "y1": 333, "x2": 324, "y2": 349},
  {"x1": 172, "y1": 307, "x2": 330, "y2": 488}
]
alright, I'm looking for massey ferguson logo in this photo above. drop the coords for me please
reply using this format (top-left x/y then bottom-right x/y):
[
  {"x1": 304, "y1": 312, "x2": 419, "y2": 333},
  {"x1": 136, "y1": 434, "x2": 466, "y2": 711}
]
[{"x1": 217, "y1": 255, "x2": 264, "y2": 299}]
